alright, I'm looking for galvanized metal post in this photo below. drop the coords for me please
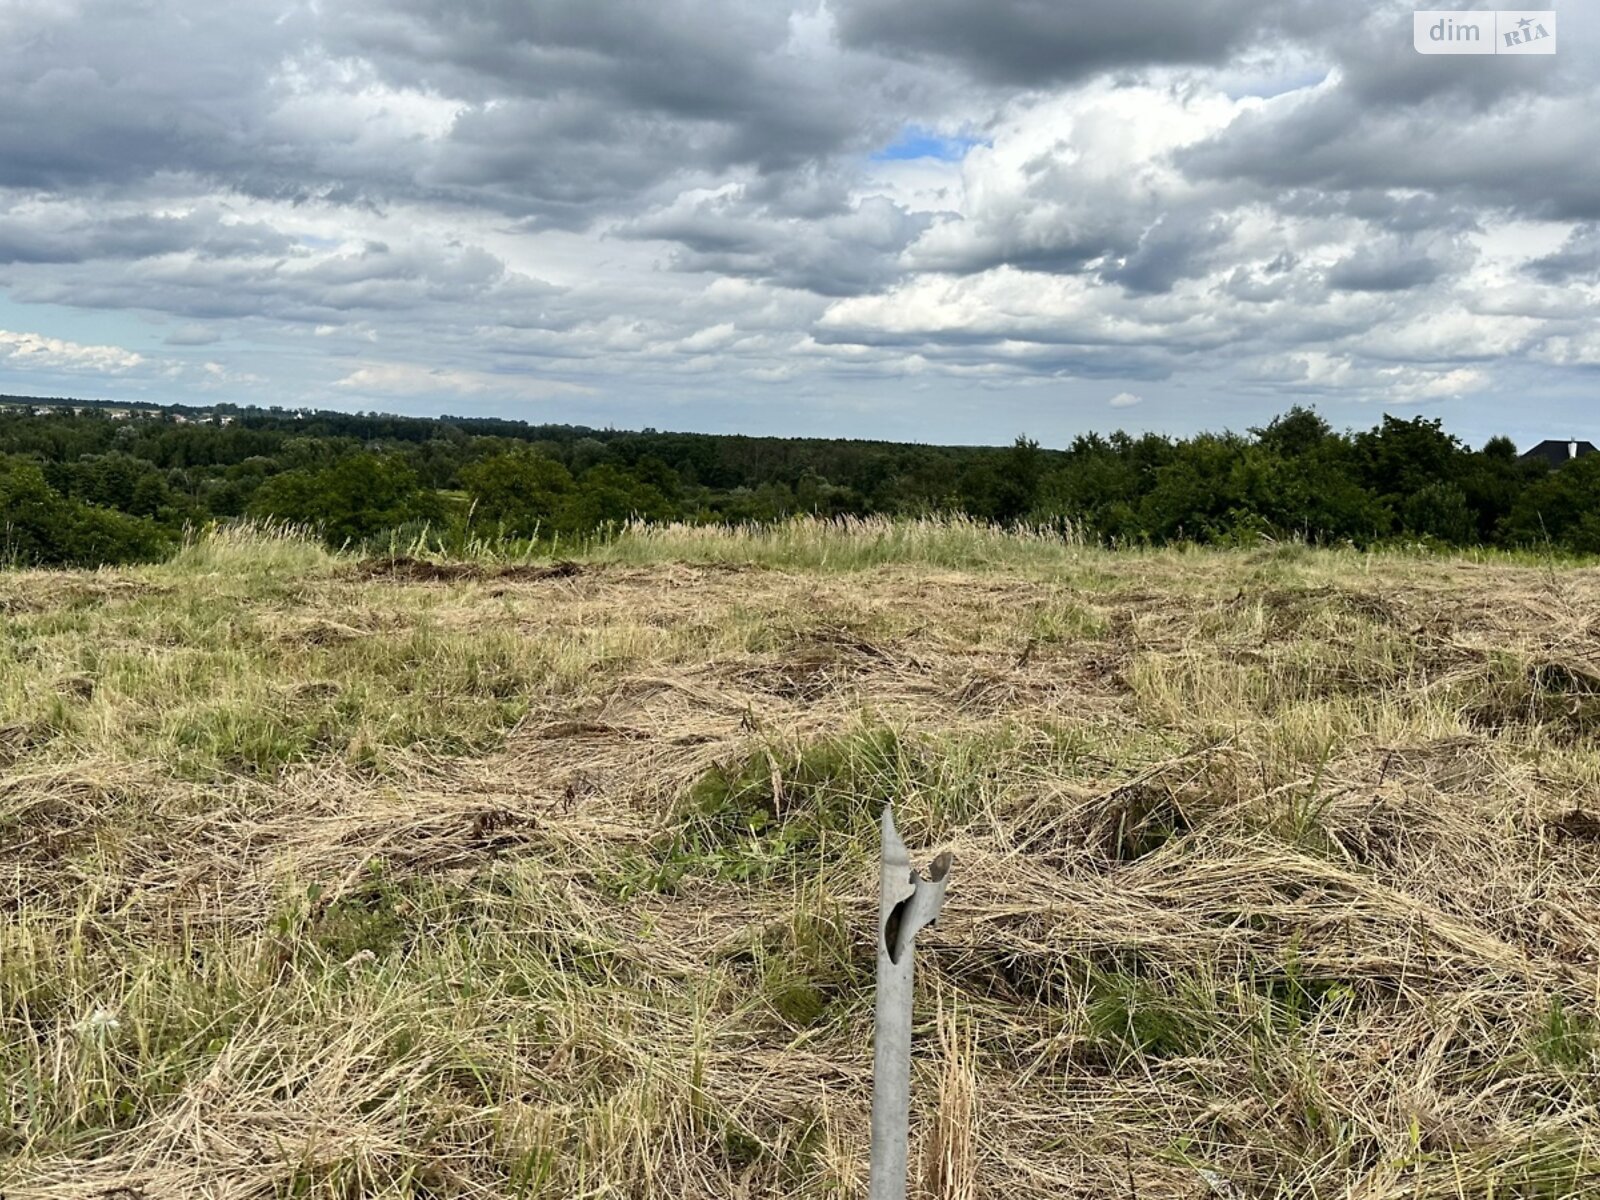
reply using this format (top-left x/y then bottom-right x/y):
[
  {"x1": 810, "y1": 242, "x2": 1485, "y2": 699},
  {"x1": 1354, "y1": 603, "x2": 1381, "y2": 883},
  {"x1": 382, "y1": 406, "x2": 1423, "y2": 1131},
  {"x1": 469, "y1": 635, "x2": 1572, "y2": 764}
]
[{"x1": 870, "y1": 805, "x2": 952, "y2": 1200}]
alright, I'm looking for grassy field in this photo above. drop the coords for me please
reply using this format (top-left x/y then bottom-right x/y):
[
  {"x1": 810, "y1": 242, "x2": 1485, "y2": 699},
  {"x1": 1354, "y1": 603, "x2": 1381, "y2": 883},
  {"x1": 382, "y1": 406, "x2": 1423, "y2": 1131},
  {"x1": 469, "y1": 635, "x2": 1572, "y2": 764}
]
[{"x1": 3, "y1": 519, "x2": 1599, "y2": 1198}]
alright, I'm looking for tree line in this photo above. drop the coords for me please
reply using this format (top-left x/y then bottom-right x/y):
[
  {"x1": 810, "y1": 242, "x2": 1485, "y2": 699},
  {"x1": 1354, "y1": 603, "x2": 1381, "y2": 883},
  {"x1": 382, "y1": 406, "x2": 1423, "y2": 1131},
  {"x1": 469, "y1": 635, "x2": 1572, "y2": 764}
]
[{"x1": 0, "y1": 399, "x2": 1594, "y2": 566}]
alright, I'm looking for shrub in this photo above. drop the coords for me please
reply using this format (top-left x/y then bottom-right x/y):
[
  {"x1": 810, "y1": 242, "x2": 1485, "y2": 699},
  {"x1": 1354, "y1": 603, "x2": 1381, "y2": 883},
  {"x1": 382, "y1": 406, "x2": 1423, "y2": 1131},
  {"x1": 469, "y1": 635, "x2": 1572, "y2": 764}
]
[{"x1": 0, "y1": 456, "x2": 171, "y2": 567}]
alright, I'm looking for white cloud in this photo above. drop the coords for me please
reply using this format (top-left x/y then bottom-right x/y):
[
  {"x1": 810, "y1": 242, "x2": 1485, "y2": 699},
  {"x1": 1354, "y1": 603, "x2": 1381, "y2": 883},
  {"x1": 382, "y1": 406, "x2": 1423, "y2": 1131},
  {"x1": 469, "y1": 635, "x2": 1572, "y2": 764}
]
[
  {"x1": 199, "y1": 361, "x2": 265, "y2": 388},
  {"x1": 333, "y1": 362, "x2": 596, "y2": 400},
  {"x1": 0, "y1": 329, "x2": 142, "y2": 373},
  {"x1": 901, "y1": 79, "x2": 1258, "y2": 275},
  {"x1": 1109, "y1": 391, "x2": 1142, "y2": 408}
]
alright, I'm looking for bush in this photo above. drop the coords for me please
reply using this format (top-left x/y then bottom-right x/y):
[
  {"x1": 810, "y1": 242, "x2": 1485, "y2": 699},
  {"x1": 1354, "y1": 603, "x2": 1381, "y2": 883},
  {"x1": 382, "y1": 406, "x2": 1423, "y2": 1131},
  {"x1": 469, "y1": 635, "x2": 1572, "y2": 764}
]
[
  {"x1": 1502, "y1": 456, "x2": 1600, "y2": 553},
  {"x1": 0, "y1": 456, "x2": 171, "y2": 567}
]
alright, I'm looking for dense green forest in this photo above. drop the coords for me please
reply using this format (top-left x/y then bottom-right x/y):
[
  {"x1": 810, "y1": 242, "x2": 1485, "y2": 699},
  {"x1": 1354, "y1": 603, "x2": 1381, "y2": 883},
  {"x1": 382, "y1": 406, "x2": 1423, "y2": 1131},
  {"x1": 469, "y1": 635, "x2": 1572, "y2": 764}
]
[{"x1": 0, "y1": 396, "x2": 1594, "y2": 566}]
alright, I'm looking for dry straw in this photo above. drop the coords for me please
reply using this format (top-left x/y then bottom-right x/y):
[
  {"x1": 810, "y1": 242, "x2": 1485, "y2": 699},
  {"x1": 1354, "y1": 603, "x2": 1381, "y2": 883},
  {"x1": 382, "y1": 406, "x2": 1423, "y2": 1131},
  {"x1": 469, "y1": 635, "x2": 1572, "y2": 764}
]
[{"x1": 2, "y1": 520, "x2": 1599, "y2": 1198}]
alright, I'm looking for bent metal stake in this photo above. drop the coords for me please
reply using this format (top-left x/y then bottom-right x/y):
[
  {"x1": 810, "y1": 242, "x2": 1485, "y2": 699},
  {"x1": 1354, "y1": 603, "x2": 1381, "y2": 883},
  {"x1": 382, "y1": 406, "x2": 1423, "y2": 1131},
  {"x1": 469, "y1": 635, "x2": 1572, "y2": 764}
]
[{"x1": 869, "y1": 805, "x2": 952, "y2": 1200}]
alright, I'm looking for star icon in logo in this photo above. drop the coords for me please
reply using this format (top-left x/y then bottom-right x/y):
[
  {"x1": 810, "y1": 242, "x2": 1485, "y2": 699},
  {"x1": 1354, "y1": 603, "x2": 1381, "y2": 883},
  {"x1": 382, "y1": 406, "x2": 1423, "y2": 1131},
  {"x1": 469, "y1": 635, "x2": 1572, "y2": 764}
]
[{"x1": 1517, "y1": 16, "x2": 1534, "y2": 30}]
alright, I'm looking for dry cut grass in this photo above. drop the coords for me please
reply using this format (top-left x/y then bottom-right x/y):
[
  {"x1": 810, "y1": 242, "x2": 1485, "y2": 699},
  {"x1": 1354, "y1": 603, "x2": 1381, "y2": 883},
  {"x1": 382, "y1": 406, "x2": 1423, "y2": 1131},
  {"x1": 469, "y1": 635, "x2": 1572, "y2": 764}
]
[{"x1": 2, "y1": 521, "x2": 1600, "y2": 1198}]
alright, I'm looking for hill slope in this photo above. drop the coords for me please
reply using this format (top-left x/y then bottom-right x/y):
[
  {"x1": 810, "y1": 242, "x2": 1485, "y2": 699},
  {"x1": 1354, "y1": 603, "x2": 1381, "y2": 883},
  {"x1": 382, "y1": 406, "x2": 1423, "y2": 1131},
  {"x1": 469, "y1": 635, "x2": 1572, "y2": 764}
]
[{"x1": 4, "y1": 522, "x2": 1599, "y2": 1198}]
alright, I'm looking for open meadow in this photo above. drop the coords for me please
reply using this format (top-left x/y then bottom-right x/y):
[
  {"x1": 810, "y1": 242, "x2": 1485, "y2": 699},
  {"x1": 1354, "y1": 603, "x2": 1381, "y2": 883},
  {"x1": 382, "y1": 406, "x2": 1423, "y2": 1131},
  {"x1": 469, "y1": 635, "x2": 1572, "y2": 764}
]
[{"x1": 3, "y1": 519, "x2": 1600, "y2": 1198}]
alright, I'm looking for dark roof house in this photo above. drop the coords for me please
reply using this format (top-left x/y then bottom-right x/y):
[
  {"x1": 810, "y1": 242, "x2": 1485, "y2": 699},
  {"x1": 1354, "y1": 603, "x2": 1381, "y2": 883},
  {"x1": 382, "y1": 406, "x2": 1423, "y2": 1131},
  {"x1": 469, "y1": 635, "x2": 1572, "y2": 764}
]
[{"x1": 1520, "y1": 439, "x2": 1599, "y2": 468}]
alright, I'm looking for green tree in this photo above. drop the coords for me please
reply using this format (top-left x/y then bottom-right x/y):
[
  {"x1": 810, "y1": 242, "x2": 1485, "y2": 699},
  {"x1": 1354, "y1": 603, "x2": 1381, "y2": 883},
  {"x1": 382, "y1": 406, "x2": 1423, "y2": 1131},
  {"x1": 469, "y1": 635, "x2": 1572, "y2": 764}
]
[
  {"x1": 1008, "y1": 435, "x2": 1043, "y2": 515},
  {"x1": 1356, "y1": 416, "x2": 1467, "y2": 511},
  {"x1": 459, "y1": 449, "x2": 577, "y2": 537},
  {"x1": 1502, "y1": 455, "x2": 1600, "y2": 553},
  {"x1": 565, "y1": 464, "x2": 674, "y2": 529},
  {"x1": 1255, "y1": 445, "x2": 1391, "y2": 544},
  {"x1": 631, "y1": 455, "x2": 682, "y2": 502},
  {"x1": 958, "y1": 449, "x2": 1035, "y2": 525},
  {"x1": 1401, "y1": 482, "x2": 1475, "y2": 544},
  {"x1": 1460, "y1": 437, "x2": 1531, "y2": 542},
  {"x1": 1252, "y1": 405, "x2": 1333, "y2": 458},
  {"x1": 1137, "y1": 435, "x2": 1260, "y2": 543},
  {"x1": 249, "y1": 453, "x2": 443, "y2": 545}
]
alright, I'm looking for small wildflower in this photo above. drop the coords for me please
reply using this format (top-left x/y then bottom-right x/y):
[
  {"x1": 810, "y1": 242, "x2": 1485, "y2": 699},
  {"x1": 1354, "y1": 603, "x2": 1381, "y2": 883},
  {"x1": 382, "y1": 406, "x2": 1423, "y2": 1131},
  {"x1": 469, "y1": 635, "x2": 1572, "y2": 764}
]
[
  {"x1": 1198, "y1": 1169, "x2": 1246, "y2": 1199},
  {"x1": 75, "y1": 1007, "x2": 121, "y2": 1036}
]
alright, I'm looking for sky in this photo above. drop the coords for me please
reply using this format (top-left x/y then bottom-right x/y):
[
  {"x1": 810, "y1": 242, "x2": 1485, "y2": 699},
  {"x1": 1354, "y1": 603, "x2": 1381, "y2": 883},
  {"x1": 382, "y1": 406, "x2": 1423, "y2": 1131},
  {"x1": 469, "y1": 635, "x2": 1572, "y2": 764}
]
[{"x1": 0, "y1": 0, "x2": 1596, "y2": 448}]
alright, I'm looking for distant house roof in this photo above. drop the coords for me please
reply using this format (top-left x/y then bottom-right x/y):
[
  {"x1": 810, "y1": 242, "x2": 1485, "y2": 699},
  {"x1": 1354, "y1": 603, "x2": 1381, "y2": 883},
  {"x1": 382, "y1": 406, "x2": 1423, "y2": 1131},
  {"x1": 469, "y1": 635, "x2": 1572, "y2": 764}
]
[{"x1": 1520, "y1": 439, "x2": 1599, "y2": 467}]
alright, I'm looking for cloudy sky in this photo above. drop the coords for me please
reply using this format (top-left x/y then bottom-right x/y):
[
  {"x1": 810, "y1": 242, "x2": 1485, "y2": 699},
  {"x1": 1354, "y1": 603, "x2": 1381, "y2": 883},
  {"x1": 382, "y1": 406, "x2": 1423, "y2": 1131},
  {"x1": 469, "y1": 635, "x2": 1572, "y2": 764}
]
[{"x1": 0, "y1": 1, "x2": 1595, "y2": 446}]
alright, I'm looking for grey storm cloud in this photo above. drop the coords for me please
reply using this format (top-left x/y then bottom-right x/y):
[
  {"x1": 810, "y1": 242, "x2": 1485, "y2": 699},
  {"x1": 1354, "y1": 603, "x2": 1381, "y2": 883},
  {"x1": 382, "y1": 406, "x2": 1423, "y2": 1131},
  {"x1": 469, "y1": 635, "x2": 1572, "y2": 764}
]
[
  {"x1": 322, "y1": 0, "x2": 948, "y2": 226},
  {"x1": 1176, "y1": 0, "x2": 1600, "y2": 226},
  {"x1": 1325, "y1": 237, "x2": 1467, "y2": 292},
  {"x1": 1325, "y1": 2, "x2": 1596, "y2": 110},
  {"x1": 0, "y1": 0, "x2": 926, "y2": 224},
  {"x1": 1525, "y1": 226, "x2": 1600, "y2": 283},
  {"x1": 1278, "y1": 188, "x2": 1482, "y2": 236},
  {"x1": 0, "y1": 0, "x2": 1595, "y2": 437},
  {"x1": 0, "y1": 210, "x2": 294, "y2": 265},
  {"x1": 618, "y1": 193, "x2": 931, "y2": 296},
  {"x1": 164, "y1": 324, "x2": 223, "y2": 346},
  {"x1": 1325, "y1": 253, "x2": 1444, "y2": 294},
  {"x1": 3, "y1": 239, "x2": 532, "y2": 324},
  {"x1": 328, "y1": 1, "x2": 885, "y2": 154},
  {"x1": 833, "y1": 0, "x2": 1340, "y2": 86},
  {"x1": 0, "y1": 3, "x2": 308, "y2": 191},
  {"x1": 1099, "y1": 213, "x2": 1239, "y2": 295},
  {"x1": 1180, "y1": 92, "x2": 1600, "y2": 221}
]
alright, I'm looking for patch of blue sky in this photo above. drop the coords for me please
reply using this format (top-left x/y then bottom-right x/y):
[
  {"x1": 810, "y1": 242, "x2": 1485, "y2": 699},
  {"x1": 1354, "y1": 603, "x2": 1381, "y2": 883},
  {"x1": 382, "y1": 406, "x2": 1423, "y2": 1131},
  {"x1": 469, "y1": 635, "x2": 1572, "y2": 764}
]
[
  {"x1": 871, "y1": 125, "x2": 986, "y2": 162},
  {"x1": 1222, "y1": 68, "x2": 1330, "y2": 101},
  {"x1": 0, "y1": 293, "x2": 160, "y2": 353}
]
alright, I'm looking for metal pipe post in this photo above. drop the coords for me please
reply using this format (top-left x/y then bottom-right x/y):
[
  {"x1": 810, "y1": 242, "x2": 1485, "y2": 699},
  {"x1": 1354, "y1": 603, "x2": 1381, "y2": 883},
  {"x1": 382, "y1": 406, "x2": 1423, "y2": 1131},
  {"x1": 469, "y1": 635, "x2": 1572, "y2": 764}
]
[{"x1": 869, "y1": 805, "x2": 952, "y2": 1200}]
